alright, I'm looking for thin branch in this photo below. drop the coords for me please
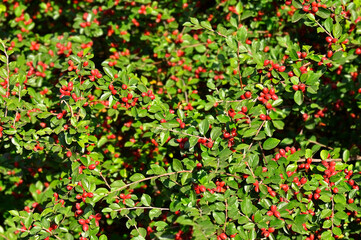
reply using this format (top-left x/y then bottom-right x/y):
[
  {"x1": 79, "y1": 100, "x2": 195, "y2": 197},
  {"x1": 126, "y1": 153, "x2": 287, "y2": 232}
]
[
  {"x1": 1, "y1": 41, "x2": 10, "y2": 117},
  {"x1": 181, "y1": 78, "x2": 189, "y2": 104},
  {"x1": 308, "y1": 140, "x2": 333, "y2": 150},
  {"x1": 61, "y1": 100, "x2": 74, "y2": 118},
  {"x1": 247, "y1": 120, "x2": 266, "y2": 151},
  {"x1": 258, "y1": 141, "x2": 267, "y2": 164},
  {"x1": 297, "y1": 156, "x2": 361, "y2": 163},
  {"x1": 224, "y1": 199, "x2": 228, "y2": 232},
  {"x1": 216, "y1": 99, "x2": 246, "y2": 103},
  {"x1": 125, "y1": 214, "x2": 141, "y2": 236},
  {"x1": 314, "y1": 19, "x2": 333, "y2": 38},
  {"x1": 237, "y1": 40, "x2": 244, "y2": 90},
  {"x1": 154, "y1": 126, "x2": 206, "y2": 140},
  {"x1": 180, "y1": 42, "x2": 207, "y2": 50},
  {"x1": 100, "y1": 172, "x2": 111, "y2": 190},
  {"x1": 109, "y1": 170, "x2": 192, "y2": 194},
  {"x1": 116, "y1": 206, "x2": 170, "y2": 212}
]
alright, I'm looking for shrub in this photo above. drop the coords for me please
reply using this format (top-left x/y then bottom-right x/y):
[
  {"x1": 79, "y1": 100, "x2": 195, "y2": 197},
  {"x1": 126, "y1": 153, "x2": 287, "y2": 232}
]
[{"x1": 0, "y1": 0, "x2": 361, "y2": 239}]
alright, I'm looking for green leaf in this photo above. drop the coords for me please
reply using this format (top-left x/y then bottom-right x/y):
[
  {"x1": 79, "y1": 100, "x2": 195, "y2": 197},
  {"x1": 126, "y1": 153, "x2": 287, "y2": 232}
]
[
  {"x1": 200, "y1": 21, "x2": 212, "y2": 30},
  {"x1": 103, "y1": 66, "x2": 114, "y2": 79},
  {"x1": 294, "y1": 91, "x2": 303, "y2": 105},
  {"x1": 316, "y1": 8, "x2": 330, "y2": 18},
  {"x1": 149, "y1": 209, "x2": 161, "y2": 220},
  {"x1": 342, "y1": 149, "x2": 350, "y2": 162},
  {"x1": 238, "y1": 26, "x2": 248, "y2": 43},
  {"x1": 212, "y1": 211, "x2": 225, "y2": 225},
  {"x1": 263, "y1": 138, "x2": 280, "y2": 150},
  {"x1": 99, "y1": 235, "x2": 108, "y2": 240},
  {"x1": 241, "y1": 198, "x2": 252, "y2": 216},
  {"x1": 333, "y1": 23, "x2": 342, "y2": 39},
  {"x1": 97, "y1": 136, "x2": 107, "y2": 148},
  {"x1": 320, "y1": 209, "x2": 332, "y2": 219},
  {"x1": 140, "y1": 194, "x2": 151, "y2": 207},
  {"x1": 210, "y1": 127, "x2": 222, "y2": 140},
  {"x1": 172, "y1": 159, "x2": 183, "y2": 171},
  {"x1": 292, "y1": 10, "x2": 304, "y2": 22},
  {"x1": 334, "y1": 194, "x2": 346, "y2": 204},
  {"x1": 130, "y1": 173, "x2": 145, "y2": 182},
  {"x1": 320, "y1": 150, "x2": 329, "y2": 160},
  {"x1": 324, "y1": 18, "x2": 333, "y2": 33},
  {"x1": 332, "y1": 227, "x2": 342, "y2": 236},
  {"x1": 199, "y1": 119, "x2": 209, "y2": 136}
]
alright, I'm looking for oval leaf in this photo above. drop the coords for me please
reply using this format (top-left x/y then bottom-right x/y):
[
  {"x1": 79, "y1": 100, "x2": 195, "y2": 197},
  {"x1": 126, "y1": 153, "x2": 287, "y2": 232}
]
[{"x1": 263, "y1": 138, "x2": 280, "y2": 150}]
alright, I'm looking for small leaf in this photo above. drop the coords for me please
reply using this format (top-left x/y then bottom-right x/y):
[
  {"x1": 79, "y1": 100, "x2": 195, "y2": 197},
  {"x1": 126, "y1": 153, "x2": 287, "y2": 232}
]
[
  {"x1": 324, "y1": 18, "x2": 333, "y2": 33},
  {"x1": 294, "y1": 91, "x2": 303, "y2": 105},
  {"x1": 342, "y1": 149, "x2": 350, "y2": 162},
  {"x1": 333, "y1": 23, "x2": 342, "y2": 39},
  {"x1": 149, "y1": 209, "x2": 161, "y2": 220},
  {"x1": 332, "y1": 227, "x2": 342, "y2": 236},
  {"x1": 103, "y1": 66, "x2": 114, "y2": 79},
  {"x1": 199, "y1": 119, "x2": 209, "y2": 135},
  {"x1": 241, "y1": 198, "x2": 252, "y2": 216},
  {"x1": 263, "y1": 138, "x2": 280, "y2": 150},
  {"x1": 212, "y1": 211, "x2": 226, "y2": 225},
  {"x1": 210, "y1": 127, "x2": 222, "y2": 140},
  {"x1": 130, "y1": 173, "x2": 145, "y2": 182},
  {"x1": 200, "y1": 21, "x2": 212, "y2": 30},
  {"x1": 172, "y1": 159, "x2": 183, "y2": 171},
  {"x1": 320, "y1": 150, "x2": 329, "y2": 160},
  {"x1": 141, "y1": 194, "x2": 151, "y2": 207}
]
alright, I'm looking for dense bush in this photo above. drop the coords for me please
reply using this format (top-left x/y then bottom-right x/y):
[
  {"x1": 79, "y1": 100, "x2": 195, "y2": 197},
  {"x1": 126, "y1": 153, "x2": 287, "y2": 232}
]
[{"x1": 1, "y1": 0, "x2": 361, "y2": 239}]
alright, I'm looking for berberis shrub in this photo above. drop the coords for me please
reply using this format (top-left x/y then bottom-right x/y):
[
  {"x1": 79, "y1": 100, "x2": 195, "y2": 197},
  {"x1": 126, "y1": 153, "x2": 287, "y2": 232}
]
[{"x1": 0, "y1": 0, "x2": 361, "y2": 239}]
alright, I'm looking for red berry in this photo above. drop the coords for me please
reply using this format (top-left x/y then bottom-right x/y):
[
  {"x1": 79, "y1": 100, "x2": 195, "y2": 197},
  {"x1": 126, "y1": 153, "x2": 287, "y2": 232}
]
[
  {"x1": 219, "y1": 233, "x2": 227, "y2": 240},
  {"x1": 88, "y1": 164, "x2": 96, "y2": 170},
  {"x1": 271, "y1": 205, "x2": 277, "y2": 212},
  {"x1": 82, "y1": 224, "x2": 89, "y2": 232},
  {"x1": 278, "y1": 66, "x2": 286, "y2": 72},
  {"x1": 66, "y1": 151, "x2": 72, "y2": 158},
  {"x1": 223, "y1": 132, "x2": 230, "y2": 138},
  {"x1": 292, "y1": 85, "x2": 299, "y2": 91}
]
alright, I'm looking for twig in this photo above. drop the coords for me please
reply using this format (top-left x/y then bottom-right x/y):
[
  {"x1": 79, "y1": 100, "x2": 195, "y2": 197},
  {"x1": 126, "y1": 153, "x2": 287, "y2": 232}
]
[
  {"x1": 100, "y1": 172, "x2": 111, "y2": 190},
  {"x1": 314, "y1": 19, "x2": 333, "y2": 38},
  {"x1": 109, "y1": 170, "x2": 192, "y2": 194},
  {"x1": 181, "y1": 78, "x2": 189, "y2": 104},
  {"x1": 180, "y1": 42, "x2": 207, "y2": 49},
  {"x1": 224, "y1": 199, "x2": 228, "y2": 232},
  {"x1": 216, "y1": 99, "x2": 246, "y2": 103},
  {"x1": 307, "y1": 140, "x2": 333, "y2": 150},
  {"x1": 1, "y1": 41, "x2": 10, "y2": 117},
  {"x1": 154, "y1": 126, "x2": 206, "y2": 140},
  {"x1": 125, "y1": 214, "x2": 141, "y2": 236},
  {"x1": 61, "y1": 100, "x2": 74, "y2": 118},
  {"x1": 247, "y1": 120, "x2": 266, "y2": 151},
  {"x1": 237, "y1": 40, "x2": 244, "y2": 89},
  {"x1": 258, "y1": 142, "x2": 267, "y2": 164},
  {"x1": 297, "y1": 156, "x2": 361, "y2": 163},
  {"x1": 116, "y1": 206, "x2": 170, "y2": 212}
]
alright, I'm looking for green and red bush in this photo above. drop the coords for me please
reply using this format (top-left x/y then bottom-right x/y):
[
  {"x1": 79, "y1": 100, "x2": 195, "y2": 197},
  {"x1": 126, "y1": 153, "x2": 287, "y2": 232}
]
[{"x1": 0, "y1": 0, "x2": 361, "y2": 239}]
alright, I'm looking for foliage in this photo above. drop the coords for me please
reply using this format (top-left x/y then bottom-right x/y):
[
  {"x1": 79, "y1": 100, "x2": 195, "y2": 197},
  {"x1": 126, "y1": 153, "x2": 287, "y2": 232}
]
[{"x1": 0, "y1": 0, "x2": 361, "y2": 239}]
